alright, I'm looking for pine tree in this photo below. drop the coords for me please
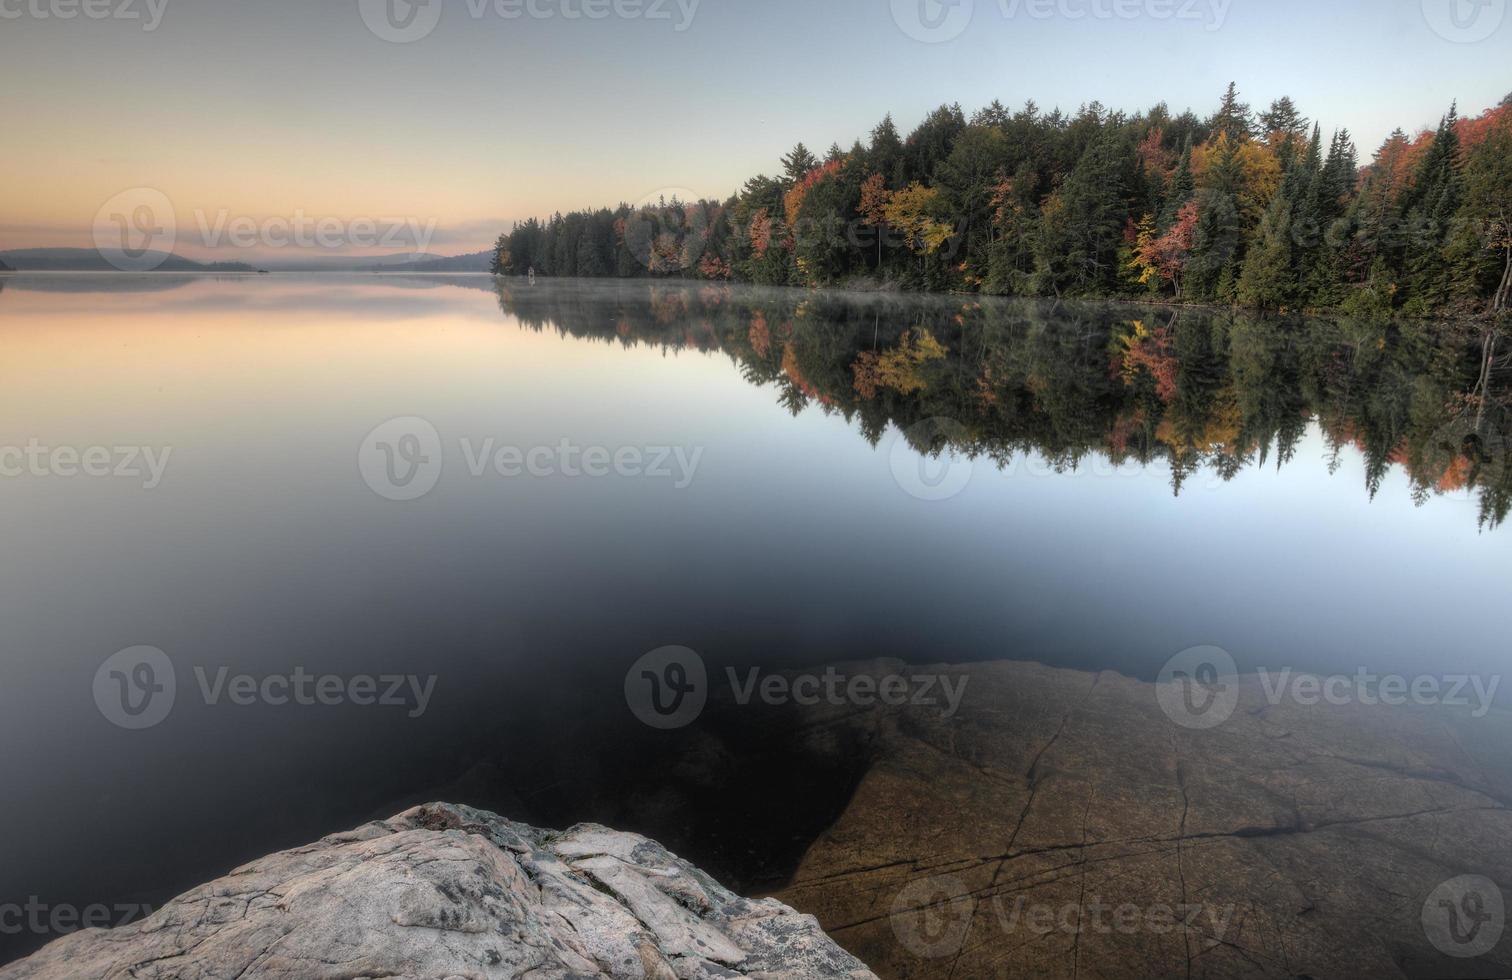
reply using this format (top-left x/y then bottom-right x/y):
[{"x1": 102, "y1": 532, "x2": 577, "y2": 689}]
[
  {"x1": 1401, "y1": 106, "x2": 1463, "y2": 312},
  {"x1": 781, "y1": 143, "x2": 818, "y2": 185},
  {"x1": 1158, "y1": 139, "x2": 1196, "y2": 229},
  {"x1": 868, "y1": 115, "x2": 905, "y2": 187},
  {"x1": 1238, "y1": 189, "x2": 1294, "y2": 309},
  {"x1": 1034, "y1": 129, "x2": 1131, "y2": 296},
  {"x1": 1446, "y1": 106, "x2": 1512, "y2": 311},
  {"x1": 1260, "y1": 97, "x2": 1310, "y2": 141},
  {"x1": 1211, "y1": 82, "x2": 1254, "y2": 143}
]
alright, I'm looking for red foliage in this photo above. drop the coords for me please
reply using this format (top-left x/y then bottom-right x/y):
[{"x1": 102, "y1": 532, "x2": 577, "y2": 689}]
[
  {"x1": 1121, "y1": 324, "x2": 1180, "y2": 403},
  {"x1": 1136, "y1": 127, "x2": 1174, "y2": 178},
  {"x1": 750, "y1": 208, "x2": 773, "y2": 258}
]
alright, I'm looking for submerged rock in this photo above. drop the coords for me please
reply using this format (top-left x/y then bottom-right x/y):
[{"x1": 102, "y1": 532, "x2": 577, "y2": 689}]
[
  {"x1": 772, "y1": 659, "x2": 1512, "y2": 979},
  {"x1": 1, "y1": 803, "x2": 878, "y2": 979}
]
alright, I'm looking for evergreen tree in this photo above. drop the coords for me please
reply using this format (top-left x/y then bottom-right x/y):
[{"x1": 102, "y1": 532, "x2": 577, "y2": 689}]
[
  {"x1": 868, "y1": 114, "x2": 905, "y2": 187},
  {"x1": 902, "y1": 104, "x2": 967, "y2": 185},
  {"x1": 1033, "y1": 129, "x2": 1131, "y2": 296},
  {"x1": 1401, "y1": 106, "x2": 1463, "y2": 312},
  {"x1": 1237, "y1": 189, "x2": 1294, "y2": 309},
  {"x1": 1211, "y1": 82, "x2": 1254, "y2": 143},
  {"x1": 781, "y1": 143, "x2": 818, "y2": 185},
  {"x1": 1260, "y1": 97, "x2": 1309, "y2": 141},
  {"x1": 1158, "y1": 139, "x2": 1196, "y2": 229}
]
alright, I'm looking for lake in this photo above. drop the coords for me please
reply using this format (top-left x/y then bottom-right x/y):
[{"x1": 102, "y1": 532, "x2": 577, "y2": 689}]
[{"x1": 1, "y1": 273, "x2": 1508, "y2": 967}]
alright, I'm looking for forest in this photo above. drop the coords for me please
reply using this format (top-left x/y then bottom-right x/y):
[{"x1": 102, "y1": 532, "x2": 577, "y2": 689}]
[{"x1": 492, "y1": 85, "x2": 1512, "y2": 317}]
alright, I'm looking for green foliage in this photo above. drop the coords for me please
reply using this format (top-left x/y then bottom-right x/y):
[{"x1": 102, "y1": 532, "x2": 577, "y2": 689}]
[{"x1": 489, "y1": 88, "x2": 1510, "y2": 316}]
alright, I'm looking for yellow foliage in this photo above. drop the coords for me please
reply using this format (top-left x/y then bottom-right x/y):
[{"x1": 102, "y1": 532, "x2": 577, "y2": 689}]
[
  {"x1": 884, "y1": 183, "x2": 954, "y2": 256},
  {"x1": 1191, "y1": 134, "x2": 1281, "y2": 225},
  {"x1": 853, "y1": 329, "x2": 948, "y2": 398}
]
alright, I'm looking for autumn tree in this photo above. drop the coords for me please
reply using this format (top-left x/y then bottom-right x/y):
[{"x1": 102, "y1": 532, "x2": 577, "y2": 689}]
[
  {"x1": 885, "y1": 182, "x2": 954, "y2": 274},
  {"x1": 1130, "y1": 201, "x2": 1199, "y2": 296},
  {"x1": 859, "y1": 173, "x2": 890, "y2": 267}
]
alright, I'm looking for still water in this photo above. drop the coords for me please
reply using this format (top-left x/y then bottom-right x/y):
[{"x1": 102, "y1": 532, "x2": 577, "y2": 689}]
[{"x1": 1, "y1": 273, "x2": 1507, "y2": 962}]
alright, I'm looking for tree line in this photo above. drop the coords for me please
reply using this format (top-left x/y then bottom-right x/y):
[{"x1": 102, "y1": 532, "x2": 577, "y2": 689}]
[{"x1": 493, "y1": 85, "x2": 1512, "y2": 317}]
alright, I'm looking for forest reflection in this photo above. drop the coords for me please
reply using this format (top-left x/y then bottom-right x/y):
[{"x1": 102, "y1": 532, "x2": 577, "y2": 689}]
[{"x1": 496, "y1": 279, "x2": 1510, "y2": 529}]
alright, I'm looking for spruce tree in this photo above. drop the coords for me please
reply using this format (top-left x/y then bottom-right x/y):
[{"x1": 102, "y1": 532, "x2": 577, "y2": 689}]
[
  {"x1": 1211, "y1": 82, "x2": 1254, "y2": 143},
  {"x1": 781, "y1": 143, "x2": 818, "y2": 185},
  {"x1": 1401, "y1": 106, "x2": 1463, "y2": 311}
]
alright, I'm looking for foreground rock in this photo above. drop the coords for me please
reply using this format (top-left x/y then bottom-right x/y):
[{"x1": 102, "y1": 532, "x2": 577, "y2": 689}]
[
  {"x1": 1, "y1": 803, "x2": 877, "y2": 979},
  {"x1": 770, "y1": 659, "x2": 1512, "y2": 980}
]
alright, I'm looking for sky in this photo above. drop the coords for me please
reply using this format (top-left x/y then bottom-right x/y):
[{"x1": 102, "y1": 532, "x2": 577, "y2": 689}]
[{"x1": 1, "y1": 0, "x2": 1507, "y2": 259}]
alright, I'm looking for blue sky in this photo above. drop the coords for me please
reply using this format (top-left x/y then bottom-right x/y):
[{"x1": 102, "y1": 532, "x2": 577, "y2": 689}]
[{"x1": 1, "y1": 0, "x2": 1506, "y2": 254}]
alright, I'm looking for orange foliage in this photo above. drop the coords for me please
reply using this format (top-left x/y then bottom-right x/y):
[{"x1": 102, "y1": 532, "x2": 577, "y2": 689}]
[
  {"x1": 1119, "y1": 320, "x2": 1179, "y2": 403},
  {"x1": 749, "y1": 312, "x2": 770, "y2": 357},
  {"x1": 697, "y1": 254, "x2": 731, "y2": 280},
  {"x1": 782, "y1": 343, "x2": 824, "y2": 402},
  {"x1": 750, "y1": 208, "x2": 773, "y2": 258},
  {"x1": 1457, "y1": 101, "x2": 1512, "y2": 154},
  {"x1": 1136, "y1": 127, "x2": 1174, "y2": 178},
  {"x1": 783, "y1": 159, "x2": 845, "y2": 226}
]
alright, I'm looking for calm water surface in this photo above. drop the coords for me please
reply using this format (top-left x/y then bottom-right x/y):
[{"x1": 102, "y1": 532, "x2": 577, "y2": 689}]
[{"x1": 1, "y1": 273, "x2": 1508, "y2": 960}]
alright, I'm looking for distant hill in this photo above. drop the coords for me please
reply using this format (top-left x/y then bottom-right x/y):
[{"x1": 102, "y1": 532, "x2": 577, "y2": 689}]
[
  {"x1": 0, "y1": 247, "x2": 492, "y2": 274},
  {"x1": 0, "y1": 249, "x2": 258, "y2": 273},
  {"x1": 364, "y1": 251, "x2": 493, "y2": 273},
  {"x1": 255, "y1": 252, "x2": 447, "y2": 272},
  {"x1": 0, "y1": 257, "x2": 11, "y2": 272}
]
